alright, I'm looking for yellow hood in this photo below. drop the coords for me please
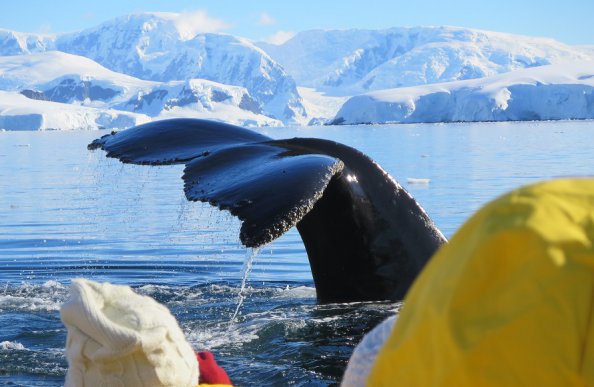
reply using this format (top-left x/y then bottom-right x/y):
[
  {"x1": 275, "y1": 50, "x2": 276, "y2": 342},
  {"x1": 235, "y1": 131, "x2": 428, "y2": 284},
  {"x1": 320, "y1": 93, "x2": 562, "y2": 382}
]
[{"x1": 369, "y1": 179, "x2": 594, "y2": 386}]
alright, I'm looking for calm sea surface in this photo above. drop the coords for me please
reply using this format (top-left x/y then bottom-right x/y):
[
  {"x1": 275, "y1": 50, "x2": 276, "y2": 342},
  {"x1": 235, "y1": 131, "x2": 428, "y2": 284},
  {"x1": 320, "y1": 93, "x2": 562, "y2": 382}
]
[{"x1": 1, "y1": 120, "x2": 593, "y2": 385}]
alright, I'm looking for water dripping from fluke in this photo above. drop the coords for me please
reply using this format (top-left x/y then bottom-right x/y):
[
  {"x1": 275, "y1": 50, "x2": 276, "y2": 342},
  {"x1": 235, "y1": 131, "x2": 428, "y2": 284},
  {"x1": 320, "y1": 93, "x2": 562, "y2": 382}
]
[{"x1": 230, "y1": 247, "x2": 261, "y2": 324}]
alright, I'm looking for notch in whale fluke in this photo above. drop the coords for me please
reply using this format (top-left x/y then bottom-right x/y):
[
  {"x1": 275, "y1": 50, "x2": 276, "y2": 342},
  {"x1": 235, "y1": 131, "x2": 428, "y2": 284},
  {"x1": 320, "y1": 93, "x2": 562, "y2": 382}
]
[{"x1": 89, "y1": 118, "x2": 446, "y2": 303}]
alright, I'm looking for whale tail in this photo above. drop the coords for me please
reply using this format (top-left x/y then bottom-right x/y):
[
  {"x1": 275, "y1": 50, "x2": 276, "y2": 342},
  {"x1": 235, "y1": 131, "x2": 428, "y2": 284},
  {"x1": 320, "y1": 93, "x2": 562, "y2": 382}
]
[{"x1": 89, "y1": 118, "x2": 446, "y2": 303}]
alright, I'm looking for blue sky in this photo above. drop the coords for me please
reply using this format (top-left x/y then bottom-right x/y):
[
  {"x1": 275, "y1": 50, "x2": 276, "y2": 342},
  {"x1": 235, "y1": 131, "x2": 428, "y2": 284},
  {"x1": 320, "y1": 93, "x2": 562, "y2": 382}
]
[{"x1": 2, "y1": 0, "x2": 593, "y2": 45}]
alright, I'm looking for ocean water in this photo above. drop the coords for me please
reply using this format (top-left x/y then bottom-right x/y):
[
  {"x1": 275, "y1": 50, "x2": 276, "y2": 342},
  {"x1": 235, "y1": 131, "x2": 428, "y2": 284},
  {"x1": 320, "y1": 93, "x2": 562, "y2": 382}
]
[{"x1": 0, "y1": 120, "x2": 593, "y2": 386}]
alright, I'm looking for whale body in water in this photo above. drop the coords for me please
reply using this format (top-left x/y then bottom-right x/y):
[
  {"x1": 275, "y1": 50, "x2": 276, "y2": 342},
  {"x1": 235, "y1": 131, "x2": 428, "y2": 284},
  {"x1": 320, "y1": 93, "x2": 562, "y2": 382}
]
[{"x1": 89, "y1": 118, "x2": 447, "y2": 303}]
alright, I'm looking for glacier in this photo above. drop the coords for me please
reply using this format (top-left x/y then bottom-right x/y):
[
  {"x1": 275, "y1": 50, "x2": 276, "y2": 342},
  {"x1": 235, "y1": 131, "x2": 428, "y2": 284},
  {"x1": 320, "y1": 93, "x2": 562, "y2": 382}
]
[
  {"x1": 332, "y1": 61, "x2": 594, "y2": 124},
  {"x1": 0, "y1": 91, "x2": 149, "y2": 131}
]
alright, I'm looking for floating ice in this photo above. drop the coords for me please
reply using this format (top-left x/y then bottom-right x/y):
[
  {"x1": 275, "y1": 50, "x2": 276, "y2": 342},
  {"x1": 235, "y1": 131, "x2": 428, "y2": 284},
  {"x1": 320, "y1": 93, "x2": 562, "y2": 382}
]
[{"x1": 407, "y1": 178, "x2": 431, "y2": 185}]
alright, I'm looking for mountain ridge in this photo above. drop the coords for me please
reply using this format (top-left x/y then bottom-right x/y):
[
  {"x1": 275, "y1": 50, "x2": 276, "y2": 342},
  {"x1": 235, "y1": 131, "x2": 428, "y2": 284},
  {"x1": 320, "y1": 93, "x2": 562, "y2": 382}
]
[
  {"x1": 1, "y1": 14, "x2": 593, "y2": 129},
  {"x1": 258, "y1": 26, "x2": 592, "y2": 95}
]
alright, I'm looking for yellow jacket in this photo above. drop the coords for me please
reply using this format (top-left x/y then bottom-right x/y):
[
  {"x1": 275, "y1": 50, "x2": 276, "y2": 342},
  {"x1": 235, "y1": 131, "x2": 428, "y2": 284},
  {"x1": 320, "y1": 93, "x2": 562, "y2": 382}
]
[{"x1": 369, "y1": 179, "x2": 594, "y2": 386}]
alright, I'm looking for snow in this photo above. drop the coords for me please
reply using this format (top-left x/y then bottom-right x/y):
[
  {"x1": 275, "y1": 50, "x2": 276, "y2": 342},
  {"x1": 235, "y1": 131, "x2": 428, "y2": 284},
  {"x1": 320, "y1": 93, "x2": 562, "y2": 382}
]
[
  {"x1": 0, "y1": 52, "x2": 284, "y2": 129},
  {"x1": 158, "y1": 105, "x2": 281, "y2": 127},
  {"x1": 333, "y1": 61, "x2": 594, "y2": 124},
  {"x1": 0, "y1": 13, "x2": 307, "y2": 125},
  {"x1": 259, "y1": 26, "x2": 593, "y2": 95},
  {"x1": 577, "y1": 45, "x2": 594, "y2": 56},
  {"x1": 0, "y1": 51, "x2": 148, "y2": 90},
  {"x1": 0, "y1": 29, "x2": 53, "y2": 55},
  {"x1": 1, "y1": 15, "x2": 594, "y2": 130},
  {"x1": 52, "y1": 13, "x2": 307, "y2": 123},
  {"x1": 297, "y1": 87, "x2": 349, "y2": 125},
  {"x1": 0, "y1": 91, "x2": 149, "y2": 131}
]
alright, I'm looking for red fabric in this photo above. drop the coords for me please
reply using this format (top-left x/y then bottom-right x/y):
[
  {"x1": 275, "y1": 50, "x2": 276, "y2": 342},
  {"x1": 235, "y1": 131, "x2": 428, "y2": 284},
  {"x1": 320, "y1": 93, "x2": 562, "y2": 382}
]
[{"x1": 196, "y1": 351, "x2": 232, "y2": 385}]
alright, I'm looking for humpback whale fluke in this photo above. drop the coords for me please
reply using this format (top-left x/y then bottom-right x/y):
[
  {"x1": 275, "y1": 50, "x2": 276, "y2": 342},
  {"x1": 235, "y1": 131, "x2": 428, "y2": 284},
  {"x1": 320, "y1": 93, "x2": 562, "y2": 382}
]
[{"x1": 89, "y1": 118, "x2": 447, "y2": 303}]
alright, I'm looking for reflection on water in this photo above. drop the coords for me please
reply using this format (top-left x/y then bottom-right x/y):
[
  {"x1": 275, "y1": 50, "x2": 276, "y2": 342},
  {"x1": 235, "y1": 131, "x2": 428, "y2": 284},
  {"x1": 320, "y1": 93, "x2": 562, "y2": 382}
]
[{"x1": 0, "y1": 120, "x2": 593, "y2": 385}]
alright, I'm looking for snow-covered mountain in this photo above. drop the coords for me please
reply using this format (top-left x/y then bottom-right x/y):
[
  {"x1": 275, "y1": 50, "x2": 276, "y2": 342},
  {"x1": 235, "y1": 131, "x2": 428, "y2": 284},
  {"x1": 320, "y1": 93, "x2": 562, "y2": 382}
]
[
  {"x1": 53, "y1": 13, "x2": 306, "y2": 123},
  {"x1": 0, "y1": 29, "x2": 52, "y2": 55},
  {"x1": 0, "y1": 51, "x2": 150, "y2": 94},
  {"x1": 120, "y1": 79, "x2": 281, "y2": 127},
  {"x1": 1, "y1": 17, "x2": 593, "y2": 130},
  {"x1": 332, "y1": 61, "x2": 594, "y2": 124},
  {"x1": 259, "y1": 26, "x2": 593, "y2": 95},
  {"x1": 0, "y1": 13, "x2": 307, "y2": 126},
  {"x1": 0, "y1": 51, "x2": 281, "y2": 128}
]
